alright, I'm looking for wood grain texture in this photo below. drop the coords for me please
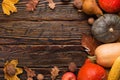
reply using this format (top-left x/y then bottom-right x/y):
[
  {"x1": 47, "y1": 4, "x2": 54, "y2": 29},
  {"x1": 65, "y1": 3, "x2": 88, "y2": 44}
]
[
  {"x1": 0, "y1": 45, "x2": 87, "y2": 80},
  {"x1": 0, "y1": 0, "x2": 91, "y2": 79},
  {"x1": 0, "y1": 0, "x2": 88, "y2": 21},
  {"x1": 0, "y1": 45, "x2": 87, "y2": 67},
  {"x1": 0, "y1": 21, "x2": 90, "y2": 45}
]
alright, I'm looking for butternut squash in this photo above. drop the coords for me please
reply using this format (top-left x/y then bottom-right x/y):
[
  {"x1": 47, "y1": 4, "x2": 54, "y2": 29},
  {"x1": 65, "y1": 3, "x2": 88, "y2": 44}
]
[
  {"x1": 95, "y1": 43, "x2": 120, "y2": 67},
  {"x1": 108, "y1": 56, "x2": 120, "y2": 80}
]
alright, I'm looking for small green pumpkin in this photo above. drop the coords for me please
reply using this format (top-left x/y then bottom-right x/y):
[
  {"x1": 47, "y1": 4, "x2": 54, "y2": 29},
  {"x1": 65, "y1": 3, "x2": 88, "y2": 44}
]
[{"x1": 91, "y1": 14, "x2": 120, "y2": 43}]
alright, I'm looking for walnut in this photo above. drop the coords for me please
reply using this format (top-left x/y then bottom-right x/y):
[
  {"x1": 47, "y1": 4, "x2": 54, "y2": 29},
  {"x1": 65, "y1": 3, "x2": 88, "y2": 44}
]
[{"x1": 6, "y1": 64, "x2": 16, "y2": 76}]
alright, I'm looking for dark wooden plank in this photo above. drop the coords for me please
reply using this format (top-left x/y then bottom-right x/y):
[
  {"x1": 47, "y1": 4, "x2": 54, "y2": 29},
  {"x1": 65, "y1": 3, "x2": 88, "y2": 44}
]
[
  {"x1": 0, "y1": 45, "x2": 87, "y2": 67},
  {"x1": 0, "y1": 21, "x2": 91, "y2": 45},
  {"x1": 0, "y1": 1, "x2": 88, "y2": 21}
]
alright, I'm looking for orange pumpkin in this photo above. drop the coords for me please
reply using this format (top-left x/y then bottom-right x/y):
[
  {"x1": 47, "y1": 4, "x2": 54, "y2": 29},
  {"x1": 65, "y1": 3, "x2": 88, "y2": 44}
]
[
  {"x1": 99, "y1": 0, "x2": 120, "y2": 13},
  {"x1": 77, "y1": 59, "x2": 106, "y2": 80}
]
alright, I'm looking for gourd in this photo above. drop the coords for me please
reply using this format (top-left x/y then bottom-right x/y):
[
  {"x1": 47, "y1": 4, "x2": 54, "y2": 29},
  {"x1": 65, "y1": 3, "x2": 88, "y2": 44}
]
[
  {"x1": 91, "y1": 14, "x2": 120, "y2": 43},
  {"x1": 82, "y1": 0, "x2": 103, "y2": 15},
  {"x1": 108, "y1": 56, "x2": 120, "y2": 80},
  {"x1": 95, "y1": 43, "x2": 120, "y2": 67}
]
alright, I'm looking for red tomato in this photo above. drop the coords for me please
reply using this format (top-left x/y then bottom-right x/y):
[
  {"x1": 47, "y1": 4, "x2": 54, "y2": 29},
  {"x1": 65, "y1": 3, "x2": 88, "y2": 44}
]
[
  {"x1": 77, "y1": 59, "x2": 107, "y2": 80},
  {"x1": 62, "y1": 72, "x2": 76, "y2": 80}
]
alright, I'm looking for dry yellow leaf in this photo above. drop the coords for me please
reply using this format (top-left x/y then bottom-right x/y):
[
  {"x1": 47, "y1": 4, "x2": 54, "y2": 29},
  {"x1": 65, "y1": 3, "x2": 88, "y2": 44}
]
[
  {"x1": 10, "y1": 0, "x2": 19, "y2": 4},
  {"x1": 3, "y1": 60, "x2": 23, "y2": 80},
  {"x1": 2, "y1": 4, "x2": 10, "y2": 15},
  {"x1": 2, "y1": 0, "x2": 19, "y2": 15}
]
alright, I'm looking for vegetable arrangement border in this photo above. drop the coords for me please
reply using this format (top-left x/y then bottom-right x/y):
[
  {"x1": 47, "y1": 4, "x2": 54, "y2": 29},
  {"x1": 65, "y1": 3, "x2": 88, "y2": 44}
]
[
  {"x1": 1, "y1": 0, "x2": 120, "y2": 80},
  {"x1": 2, "y1": 0, "x2": 120, "y2": 16}
]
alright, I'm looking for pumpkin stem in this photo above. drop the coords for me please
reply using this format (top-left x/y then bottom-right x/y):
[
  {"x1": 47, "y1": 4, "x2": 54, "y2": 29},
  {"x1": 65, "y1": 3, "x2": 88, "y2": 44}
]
[
  {"x1": 109, "y1": 27, "x2": 114, "y2": 32},
  {"x1": 87, "y1": 56, "x2": 96, "y2": 63}
]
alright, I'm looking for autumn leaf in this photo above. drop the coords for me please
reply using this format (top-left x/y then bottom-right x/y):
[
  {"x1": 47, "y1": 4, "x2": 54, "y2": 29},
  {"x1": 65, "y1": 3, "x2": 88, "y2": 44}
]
[
  {"x1": 2, "y1": 0, "x2": 19, "y2": 15},
  {"x1": 51, "y1": 66, "x2": 60, "y2": 80},
  {"x1": 81, "y1": 33, "x2": 99, "y2": 55},
  {"x1": 26, "y1": 0, "x2": 39, "y2": 11},
  {"x1": 3, "y1": 60, "x2": 23, "y2": 80},
  {"x1": 47, "y1": 0, "x2": 56, "y2": 9},
  {"x1": 10, "y1": 0, "x2": 19, "y2": 4},
  {"x1": 24, "y1": 66, "x2": 36, "y2": 78}
]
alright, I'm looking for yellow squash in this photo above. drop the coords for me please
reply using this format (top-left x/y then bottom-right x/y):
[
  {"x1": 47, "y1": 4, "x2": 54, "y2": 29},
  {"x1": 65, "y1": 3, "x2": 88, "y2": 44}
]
[
  {"x1": 95, "y1": 43, "x2": 120, "y2": 67},
  {"x1": 108, "y1": 56, "x2": 120, "y2": 80}
]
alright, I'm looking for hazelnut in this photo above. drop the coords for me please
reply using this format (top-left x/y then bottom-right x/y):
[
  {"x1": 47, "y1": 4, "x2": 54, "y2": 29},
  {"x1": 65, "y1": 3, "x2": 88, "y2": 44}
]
[
  {"x1": 68, "y1": 62, "x2": 77, "y2": 72},
  {"x1": 37, "y1": 74, "x2": 44, "y2": 80},
  {"x1": 88, "y1": 17, "x2": 95, "y2": 25}
]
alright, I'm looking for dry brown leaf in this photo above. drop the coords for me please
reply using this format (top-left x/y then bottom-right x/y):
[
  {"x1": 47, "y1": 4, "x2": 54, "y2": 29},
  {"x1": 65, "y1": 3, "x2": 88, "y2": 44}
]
[
  {"x1": 26, "y1": 0, "x2": 39, "y2": 11},
  {"x1": 51, "y1": 66, "x2": 60, "y2": 80},
  {"x1": 46, "y1": 0, "x2": 55, "y2": 9},
  {"x1": 24, "y1": 66, "x2": 36, "y2": 78},
  {"x1": 68, "y1": 62, "x2": 77, "y2": 72},
  {"x1": 81, "y1": 33, "x2": 99, "y2": 55}
]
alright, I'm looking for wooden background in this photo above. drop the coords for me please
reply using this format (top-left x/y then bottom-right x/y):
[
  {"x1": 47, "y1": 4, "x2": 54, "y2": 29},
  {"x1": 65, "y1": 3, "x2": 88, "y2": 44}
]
[{"x1": 0, "y1": 0, "x2": 91, "y2": 79}]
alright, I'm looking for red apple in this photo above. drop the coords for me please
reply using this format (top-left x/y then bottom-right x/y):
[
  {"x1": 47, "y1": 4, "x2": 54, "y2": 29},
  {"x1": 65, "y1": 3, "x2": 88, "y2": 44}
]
[
  {"x1": 61, "y1": 72, "x2": 76, "y2": 80},
  {"x1": 99, "y1": 0, "x2": 120, "y2": 13}
]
